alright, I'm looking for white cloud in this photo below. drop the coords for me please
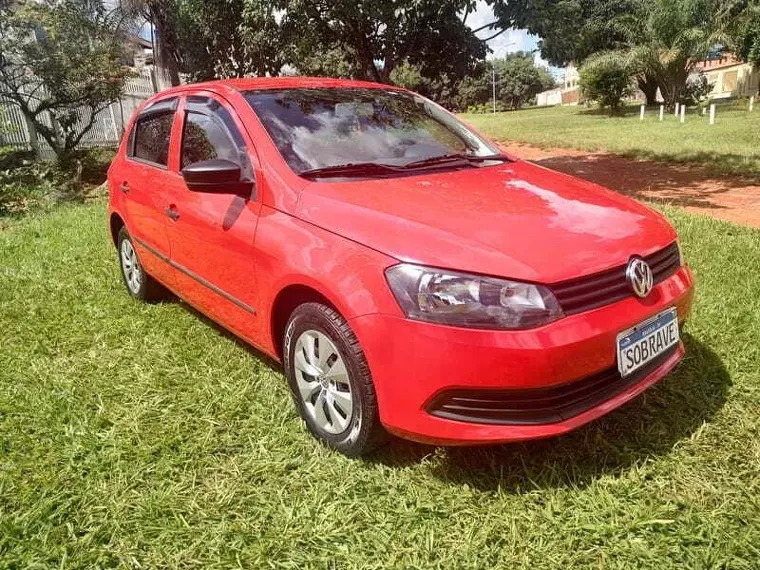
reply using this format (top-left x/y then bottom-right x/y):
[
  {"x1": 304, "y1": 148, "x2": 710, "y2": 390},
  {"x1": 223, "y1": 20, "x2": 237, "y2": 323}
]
[
  {"x1": 467, "y1": 0, "x2": 559, "y2": 74},
  {"x1": 467, "y1": 2, "x2": 535, "y2": 55}
]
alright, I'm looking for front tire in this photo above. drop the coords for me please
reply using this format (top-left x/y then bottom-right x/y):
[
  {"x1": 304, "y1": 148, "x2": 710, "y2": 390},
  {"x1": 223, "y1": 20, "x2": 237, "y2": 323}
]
[
  {"x1": 283, "y1": 302, "x2": 385, "y2": 456},
  {"x1": 116, "y1": 226, "x2": 167, "y2": 302}
]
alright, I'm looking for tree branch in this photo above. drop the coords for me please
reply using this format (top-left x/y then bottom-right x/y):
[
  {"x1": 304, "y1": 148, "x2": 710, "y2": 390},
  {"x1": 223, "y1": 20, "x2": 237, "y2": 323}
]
[
  {"x1": 472, "y1": 19, "x2": 500, "y2": 34},
  {"x1": 69, "y1": 103, "x2": 108, "y2": 150},
  {"x1": 482, "y1": 28, "x2": 509, "y2": 42},
  {"x1": 462, "y1": 5, "x2": 472, "y2": 26}
]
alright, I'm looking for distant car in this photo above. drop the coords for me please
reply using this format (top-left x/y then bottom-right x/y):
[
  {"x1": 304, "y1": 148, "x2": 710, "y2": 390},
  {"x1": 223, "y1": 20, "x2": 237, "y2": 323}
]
[{"x1": 108, "y1": 77, "x2": 695, "y2": 456}]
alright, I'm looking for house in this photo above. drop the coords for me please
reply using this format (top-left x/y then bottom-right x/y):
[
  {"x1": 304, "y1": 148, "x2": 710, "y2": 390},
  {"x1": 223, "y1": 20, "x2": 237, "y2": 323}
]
[
  {"x1": 560, "y1": 64, "x2": 580, "y2": 104},
  {"x1": 537, "y1": 53, "x2": 758, "y2": 108},
  {"x1": 695, "y1": 51, "x2": 759, "y2": 99},
  {"x1": 536, "y1": 65, "x2": 579, "y2": 107},
  {"x1": 125, "y1": 35, "x2": 155, "y2": 69}
]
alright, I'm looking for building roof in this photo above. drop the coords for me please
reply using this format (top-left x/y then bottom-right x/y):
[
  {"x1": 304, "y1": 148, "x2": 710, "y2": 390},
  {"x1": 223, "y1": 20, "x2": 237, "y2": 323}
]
[
  {"x1": 126, "y1": 35, "x2": 153, "y2": 50},
  {"x1": 695, "y1": 52, "x2": 747, "y2": 72}
]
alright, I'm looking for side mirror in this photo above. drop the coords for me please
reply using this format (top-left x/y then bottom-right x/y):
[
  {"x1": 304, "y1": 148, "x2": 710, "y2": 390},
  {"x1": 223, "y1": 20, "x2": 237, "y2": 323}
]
[{"x1": 181, "y1": 159, "x2": 252, "y2": 194}]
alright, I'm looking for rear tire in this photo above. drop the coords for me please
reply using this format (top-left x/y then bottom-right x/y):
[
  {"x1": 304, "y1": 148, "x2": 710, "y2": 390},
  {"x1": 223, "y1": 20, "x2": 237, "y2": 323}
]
[
  {"x1": 116, "y1": 226, "x2": 168, "y2": 303},
  {"x1": 283, "y1": 302, "x2": 386, "y2": 457}
]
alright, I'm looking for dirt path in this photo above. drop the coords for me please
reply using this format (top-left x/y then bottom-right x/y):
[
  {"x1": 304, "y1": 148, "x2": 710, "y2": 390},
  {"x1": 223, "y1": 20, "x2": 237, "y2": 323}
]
[{"x1": 501, "y1": 142, "x2": 760, "y2": 229}]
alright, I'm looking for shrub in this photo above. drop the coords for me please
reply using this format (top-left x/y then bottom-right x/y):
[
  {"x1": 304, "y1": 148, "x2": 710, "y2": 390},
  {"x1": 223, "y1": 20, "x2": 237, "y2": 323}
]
[
  {"x1": 682, "y1": 72, "x2": 714, "y2": 107},
  {"x1": 0, "y1": 146, "x2": 35, "y2": 170},
  {"x1": 0, "y1": 145, "x2": 114, "y2": 217},
  {"x1": 73, "y1": 147, "x2": 116, "y2": 185},
  {"x1": 466, "y1": 103, "x2": 493, "y2": 114},
  {"x1": 0, "y1": 155, "x2": 58, "y2": 216},
  {"x1": 579, "y1": 52, "x2": 635, "y2": 115}
]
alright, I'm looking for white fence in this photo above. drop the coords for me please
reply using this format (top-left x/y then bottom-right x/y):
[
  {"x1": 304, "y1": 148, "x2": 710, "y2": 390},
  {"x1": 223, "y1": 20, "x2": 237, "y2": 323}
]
[{"x1": 0, "y1": 67, "x2": 174, "y2": 159}]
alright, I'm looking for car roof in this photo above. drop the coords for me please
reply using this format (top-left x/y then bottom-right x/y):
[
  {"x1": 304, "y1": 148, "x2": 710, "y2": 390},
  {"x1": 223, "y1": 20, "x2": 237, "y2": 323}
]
[{"x1": 156, "y1": 76, "x2": 400, "y2": 97}]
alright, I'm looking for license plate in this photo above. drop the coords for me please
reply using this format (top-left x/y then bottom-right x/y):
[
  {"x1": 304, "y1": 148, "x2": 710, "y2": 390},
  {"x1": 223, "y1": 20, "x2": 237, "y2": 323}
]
[{"x1": 616, "y1": 308, "x2": 679, "y2": 377}]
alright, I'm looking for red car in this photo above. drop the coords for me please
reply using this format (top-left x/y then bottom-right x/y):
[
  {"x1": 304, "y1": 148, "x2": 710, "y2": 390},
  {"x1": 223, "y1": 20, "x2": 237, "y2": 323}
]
[{"x1": 108, "y1": 78, "x2": 694, "y2": 456}]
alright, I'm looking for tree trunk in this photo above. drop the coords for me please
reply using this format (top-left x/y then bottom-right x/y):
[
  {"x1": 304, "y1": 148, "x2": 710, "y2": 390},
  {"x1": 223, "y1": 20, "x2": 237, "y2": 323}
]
[
  {"x1": 148, "y1": 6, "x2": 182, "y2": 87},
  {"x1": 21, "y1": 113, "x2": 41, "y2": 160},
  {"x1": 659, "y1": 62, "x2": 691, "y2": 111},
  {"x1": 637, "y1": 75, "x2": 659, "y2": 106},
  {"x1": 661, "y1": 77, "x2": 688, "y2": 111}
]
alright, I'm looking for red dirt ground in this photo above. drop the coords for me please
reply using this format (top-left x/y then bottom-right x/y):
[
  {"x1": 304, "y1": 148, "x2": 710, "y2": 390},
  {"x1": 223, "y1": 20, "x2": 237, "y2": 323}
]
[{"x1": 501, "y1": 142, "x2": 760, "y2": 229}]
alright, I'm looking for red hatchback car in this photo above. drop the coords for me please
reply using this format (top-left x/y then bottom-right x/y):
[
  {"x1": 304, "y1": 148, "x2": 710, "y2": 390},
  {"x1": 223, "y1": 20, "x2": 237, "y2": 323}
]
[{"x1": 108, "y1": 77, "x2": 694, "y2": 456}]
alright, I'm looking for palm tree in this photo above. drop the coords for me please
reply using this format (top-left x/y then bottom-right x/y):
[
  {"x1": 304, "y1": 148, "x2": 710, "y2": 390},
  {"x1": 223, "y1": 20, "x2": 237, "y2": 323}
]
[{"x1": 626, "y1": 0, "x2": 733, "y2": 110}]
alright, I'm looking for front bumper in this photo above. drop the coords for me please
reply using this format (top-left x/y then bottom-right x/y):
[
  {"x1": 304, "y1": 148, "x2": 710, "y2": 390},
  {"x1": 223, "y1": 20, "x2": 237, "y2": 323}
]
[{"x1": 349, "y1": 265, "x2": 695, "y2": 445}]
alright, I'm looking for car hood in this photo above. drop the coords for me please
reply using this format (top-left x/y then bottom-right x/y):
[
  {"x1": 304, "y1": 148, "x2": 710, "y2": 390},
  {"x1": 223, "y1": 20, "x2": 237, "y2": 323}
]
[{"x1": 296, "y1": 160, "x2": 677, "y2": 283}]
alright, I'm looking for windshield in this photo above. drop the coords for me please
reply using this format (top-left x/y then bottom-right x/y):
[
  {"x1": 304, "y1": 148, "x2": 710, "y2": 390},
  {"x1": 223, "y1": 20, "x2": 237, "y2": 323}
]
[{"x1": 243, "y1": 88, "x2": 499, "y2": 175}]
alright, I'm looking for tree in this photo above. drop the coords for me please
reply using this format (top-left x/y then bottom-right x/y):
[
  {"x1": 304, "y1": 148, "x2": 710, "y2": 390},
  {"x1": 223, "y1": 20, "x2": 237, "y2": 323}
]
[
  {"x1": 493, "y1": 52, "x2": 555, "y2": 109},
  {"x1": 0, "y1": 0, "x2": 133, "y2": 164},
  {"x1": 488, "y1": 1, "x2": 657, "y2": 102},
  {"x1": 455, "y1": 71, "x2": 492, "y2": 110},
  {"x1": 489, "y1": 0, "x2": 646, "y2": 66},
  {"x1": 626, "y1": 0, "x2": 731, "y2": 110},
  {"x1": 123, "y1": 0, "x2": 282, "y2": 84},
  {"x1": 125, "y1": 0, "x2": 505, "y2": 100},
  {"x1": 490, "y1": 0, "x2": 732, "y2": 108},
  {"x1": 284, "y1": 40, "x2": 363, "y2": 79},
  {"x1": 388, "y1": 61, "x2": 465, "y2": 110},
  {"x1": 731, "y1": 0, "x2": 760, "y2": 67},
  {"x1": 279, "y1": 0, "x2": 487, "y2": 84},
  {"x1": 389, "y1": 61, "x2": 428, "y2": 93},
  {"x1": 579, "y1": 51, "x2": 635, "y2": 115}
]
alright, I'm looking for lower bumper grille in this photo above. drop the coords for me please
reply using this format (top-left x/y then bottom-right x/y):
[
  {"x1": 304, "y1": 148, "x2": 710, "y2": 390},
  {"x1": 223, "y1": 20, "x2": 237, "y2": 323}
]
[{"x1": 426, "y1": 346, "x2": 678, "y2": 425}]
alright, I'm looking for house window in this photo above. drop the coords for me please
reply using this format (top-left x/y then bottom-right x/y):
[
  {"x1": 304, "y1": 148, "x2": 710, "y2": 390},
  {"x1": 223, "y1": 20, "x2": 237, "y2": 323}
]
[{"x1": 722, "y1": 70, "x2": 738, "y2": 93}]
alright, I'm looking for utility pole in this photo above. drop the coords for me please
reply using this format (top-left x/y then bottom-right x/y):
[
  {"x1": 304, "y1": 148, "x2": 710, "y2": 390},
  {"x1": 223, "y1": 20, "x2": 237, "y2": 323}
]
[
  {"x1": 488, "y1": 43, "x2": 515, "y2": 115},
  {"x1": 492, "y1": 64, "x2": 496, "y2": 114}
]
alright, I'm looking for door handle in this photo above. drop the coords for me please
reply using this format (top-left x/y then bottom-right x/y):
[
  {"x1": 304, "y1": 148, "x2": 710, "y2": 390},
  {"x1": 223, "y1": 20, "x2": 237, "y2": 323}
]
[
  {"x1": 165, "y1": 207, "x2": 180, "y2": 221},
  {"x1": 120, "y1": 182, "x2": 130, "y2": 194}
]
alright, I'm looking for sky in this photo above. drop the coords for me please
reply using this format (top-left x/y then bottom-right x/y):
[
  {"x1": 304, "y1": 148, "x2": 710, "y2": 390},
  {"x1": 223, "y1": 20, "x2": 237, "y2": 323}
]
[
  {"x1": 467, "y1": 1, "x2": 540, "y2": 57},
  {"x1": 467, "y1": 1, "x2": 563, "y2": 79}
]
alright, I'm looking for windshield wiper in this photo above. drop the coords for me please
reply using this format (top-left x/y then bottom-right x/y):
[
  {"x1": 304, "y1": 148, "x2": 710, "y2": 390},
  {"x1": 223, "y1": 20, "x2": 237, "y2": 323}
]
[
  {"x1": 299, "y1": 162, "x2": 403, "y2": 179},
  {"x1": 299, "y1": 154, "x2": 512, "y2": 179},
  {"x1": 402, "y1": 153, "x2": 511, "y2": 169}
]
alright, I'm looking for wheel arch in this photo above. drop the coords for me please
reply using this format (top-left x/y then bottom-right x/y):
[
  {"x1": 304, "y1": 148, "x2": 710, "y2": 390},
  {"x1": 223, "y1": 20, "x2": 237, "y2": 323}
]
[
  {"x1": 109, "y1": 212, "x2": 125, "y2": 246},
  {"x1": 270, "y1": 283, "x2": 343, "y2": 361}
]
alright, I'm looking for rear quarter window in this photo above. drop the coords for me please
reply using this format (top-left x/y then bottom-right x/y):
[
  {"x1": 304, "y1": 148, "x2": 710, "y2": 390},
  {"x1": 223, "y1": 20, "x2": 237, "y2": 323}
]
[
  {"x1": 130, "y1": 113, "x2": 174, "y2": 167},
  {"x1": 127, "y1": 97, "x2": 178, "y2": 167}
]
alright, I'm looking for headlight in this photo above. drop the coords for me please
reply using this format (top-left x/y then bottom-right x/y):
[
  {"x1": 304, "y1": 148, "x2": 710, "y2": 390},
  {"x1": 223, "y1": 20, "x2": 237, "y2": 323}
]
[{"x1": 385, "y1": 264, "x2": 563, "y2": 330}]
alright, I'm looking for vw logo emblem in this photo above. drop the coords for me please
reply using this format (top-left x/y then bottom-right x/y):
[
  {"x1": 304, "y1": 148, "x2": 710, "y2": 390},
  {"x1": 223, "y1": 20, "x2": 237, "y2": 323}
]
[{"x1": 626, "y1": 258, "x2": 653, "y2": 298}]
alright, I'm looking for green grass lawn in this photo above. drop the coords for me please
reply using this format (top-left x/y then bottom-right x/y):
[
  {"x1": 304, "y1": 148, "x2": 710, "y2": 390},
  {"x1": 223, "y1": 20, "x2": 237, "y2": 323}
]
[
  {"x1": 1, "y1": 202, "x2": 760, "y2": 568},
  {"x1": 461, "y1": 102, "x2": 760, "y2": 178}
]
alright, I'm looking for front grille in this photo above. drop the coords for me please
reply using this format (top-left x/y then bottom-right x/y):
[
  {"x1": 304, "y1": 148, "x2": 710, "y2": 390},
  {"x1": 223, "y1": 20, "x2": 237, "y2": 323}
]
[
  {"x1": 426, "y1": 346, "x2": 677, "y2": 425},
  {"x1": 550, "y1": 242, "x2": 681, "y2": 315}
]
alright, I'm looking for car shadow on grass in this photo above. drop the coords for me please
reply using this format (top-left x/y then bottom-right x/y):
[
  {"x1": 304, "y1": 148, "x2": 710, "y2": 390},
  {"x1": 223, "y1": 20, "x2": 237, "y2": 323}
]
[
  {"x1": 179, "y1": 302, "x2": 284, "y2": 373},
  {"x1": 365, "y1": 333, "x2": 730, "y2": 492},
  {"x1": 172, "y1": 302, "x2": 730, "y2": 491}
]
